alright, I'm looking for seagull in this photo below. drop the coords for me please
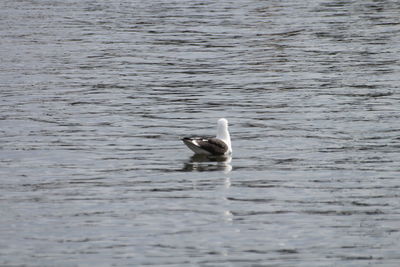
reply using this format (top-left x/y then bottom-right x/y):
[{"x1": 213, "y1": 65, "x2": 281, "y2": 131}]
[{"x1": 181, "y1": 118, "x2": 232, "y2": 156}]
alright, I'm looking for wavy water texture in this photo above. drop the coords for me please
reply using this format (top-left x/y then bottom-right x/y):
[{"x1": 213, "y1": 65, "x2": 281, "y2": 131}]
[{"x1": 1, "y1": 0, "x2": 400, "y2": 266}]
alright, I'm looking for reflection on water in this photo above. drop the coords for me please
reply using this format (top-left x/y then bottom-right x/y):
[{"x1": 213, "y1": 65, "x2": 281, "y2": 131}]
[{"x1": 183, "y1": 154, "x2": 232, "y2": 173}]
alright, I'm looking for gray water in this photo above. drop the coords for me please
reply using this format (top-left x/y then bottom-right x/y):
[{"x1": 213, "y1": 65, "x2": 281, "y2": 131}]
[{"x1": 1, "y1": 0, "x2": 400, "y2": 266}]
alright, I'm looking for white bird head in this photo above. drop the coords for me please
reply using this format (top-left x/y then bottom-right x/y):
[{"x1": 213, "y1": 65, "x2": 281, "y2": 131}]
[
  {"x1": 218, "y1": 118, "x2": 228, "y2": 128},
  {"x1": 216, "y1": 118, "x2": 232, "y2": 154}
]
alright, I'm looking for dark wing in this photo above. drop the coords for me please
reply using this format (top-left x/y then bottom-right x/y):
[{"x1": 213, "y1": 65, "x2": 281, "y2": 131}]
[
  {"x1": 182, "y1": 137, "x2": 228, "y2": 155},
  {"x1": 182, "y1": 138, "x2": 209, "y2": 155}
]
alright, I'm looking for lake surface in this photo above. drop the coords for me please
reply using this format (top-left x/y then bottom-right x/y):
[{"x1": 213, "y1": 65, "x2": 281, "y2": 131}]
[{"x1": 1, "y1": 0, "x2": 400, "y2": 266}]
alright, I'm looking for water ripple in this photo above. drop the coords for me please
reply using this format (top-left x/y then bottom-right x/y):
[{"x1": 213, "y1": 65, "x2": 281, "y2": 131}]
[{"x1": 1, "y1": 0, "x2": 400, "y2": 266}]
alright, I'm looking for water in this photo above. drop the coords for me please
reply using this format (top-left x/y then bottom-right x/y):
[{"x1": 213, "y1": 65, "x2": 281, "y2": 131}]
[{"x1": 1, "y1": 0, "x2": 400, "y2": 266}]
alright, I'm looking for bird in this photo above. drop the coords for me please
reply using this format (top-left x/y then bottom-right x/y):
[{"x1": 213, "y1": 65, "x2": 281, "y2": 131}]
[{"x1": 181, "y1": 118, "x2": 232, "y2": 156}]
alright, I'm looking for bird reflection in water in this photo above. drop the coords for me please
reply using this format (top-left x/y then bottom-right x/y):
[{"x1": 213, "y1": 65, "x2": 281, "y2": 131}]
[{"x1": 182, "y1": 154, "x2": 232, "y2": 173}]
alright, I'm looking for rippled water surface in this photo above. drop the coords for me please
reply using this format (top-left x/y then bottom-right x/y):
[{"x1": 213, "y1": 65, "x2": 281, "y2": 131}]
[{"x1": 1, "y1": 0, "x2": 400, "y2": 266}]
